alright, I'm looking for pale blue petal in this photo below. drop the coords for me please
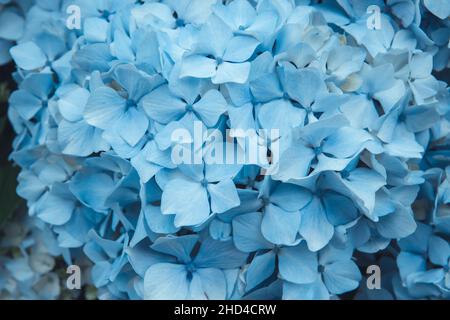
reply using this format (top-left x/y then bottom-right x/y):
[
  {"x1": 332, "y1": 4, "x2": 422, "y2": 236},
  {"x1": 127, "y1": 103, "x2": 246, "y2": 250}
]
[
  {"x1": 377, "y1": 207, "x2": 416, "y2": 239},
  {"x1": 161, "y1": 178, "x2": 210, "y2": 227},
  {"x1": 284, "y1": 68, "x2": 326, "y2": 107},
  {"x1": 212, "y1": 61, "x2": 251, "y2": 84},
  {"x1": 84, "y1": 87, "x2": 126, "y2": 130},
  {"x1": 35, "y1": 183, "x2": 75, "y2": 226},
  {"x1": 144, "y1": 263, "x2": 189, "y2": 300},
  {"x1": 299, "y1": 197, "x2": 334, "y2": 252},
  {"x1": 194, "y1": 238, "x2": 247, "y2": 269},
  {"x1": 193, "y1": 268, "x2": 227, "y2": 299},
  {"x1": 114, "y1": 108, "x2": 149, "y2": 146},
  {"x1": 261, "y1": 204, "x2": 301, "y2": 246},
  {"x1": 193, "y1": 89, "x2": 228, "y2": 127},
  {"x1": 232, "y1": 212, "x2": 274, "y2": 252},
  {"x1": 10, "y1": 41, "x2": 46, "y2": 70},
  {"x1": 58, "y1": 119, "x2": 108, "y2": 157},
  {"x1": 258, "y1": 99, "x2": 306, "y2": 136},
  {"x1": 270, "y1": 183, "x2": 312, "y2": 211},
  {"x1": 126, "y1": 245, "x2": 168, "y2": 278},
  {"x1": 223, "y1": 36, "x2": 259, "y2": 63},
  {"x1": 144, "y1": 205, "x2": 179, "y2": 234},
  {"x1": 424, "y1": 0, "x2": 450, "y2": 19},
  {"x1": 151, "y1": 235, "x2": 198, "y2": 263},
  {"x1": 207, "y1": 179, "x2": 240, "y2": 214},
  {"x1": 323, "y1": 260, "x2": 361, "y2": 294},
  {"x1": 0, "y1": 10, "x2": 24, "y2": 41},
  {"x1": 428, "y1": 235, "x2": 450, "y2": 267},
  {"x1": 9, "y1": 90, "x2": 42, "y2": 120},
  {"x1": 278, "y1": 243, "x2": 318, "y2": 284},
  {"x1": 397, "y1": 252, "x2": 426, "y2": 282},
  {"x1": 245, "y1": 251, "x2": 276, "y2": 291},
  {"x1": 142, "y1": 85, "x2": 186, "y2": 124},
  {"x1": 180, "y1": 54, "x2": 217, "y2": 79}
]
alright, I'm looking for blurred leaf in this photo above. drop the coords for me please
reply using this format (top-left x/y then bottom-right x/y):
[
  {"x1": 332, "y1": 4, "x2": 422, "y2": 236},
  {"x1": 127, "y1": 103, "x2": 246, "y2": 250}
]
[
  {"x1": 0, "y1": 116, "x2": 5, "y2": 134},
  {"x1": 0, "y1": 69, "x2": 20, "y2": 227},
  {"x1": 0, "y1": 164, "x2": 21, "y2": 227},
  {"x1": 0, "y1": 82, "x2": 9, "y2": 104},
  {"x1": 0, "y1": 115, "x2": 13, "y2": 165}
]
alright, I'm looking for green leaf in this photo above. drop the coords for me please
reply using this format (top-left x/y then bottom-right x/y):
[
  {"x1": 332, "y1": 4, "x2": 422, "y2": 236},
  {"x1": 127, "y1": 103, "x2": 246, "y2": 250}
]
[
  {"x1": 0, "y1": 116, "x2": 6, "y2": 135},
  {"x1": 0, "y1": 165, "x2": 22, "y2": 227},
  {"x1": 0, "y1": 82, "x2": 9, "y2": 104}
]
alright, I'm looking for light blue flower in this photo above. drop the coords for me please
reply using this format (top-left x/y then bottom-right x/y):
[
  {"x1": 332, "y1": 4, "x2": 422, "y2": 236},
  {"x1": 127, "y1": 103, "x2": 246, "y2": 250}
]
[
  {"x1": 3, "y1": 0, "x2": 450, "y2": 301},
  {"x1": 159, "y1": 163, "x2": 241, "y2": 227},
  {"x1": 56, "y1": 83, "x2": 110, "y2": 157},
  {"x1": 233, "y1": 212, "x2": 313, "y2": 292},
  {"x1": 163, "y1": 0, "x2": 217, "y2": 27},
  {"x1": 423, "y1": 0, "x2": 450, "y2": 20},
  {"x1": 269, "y1": 115, "x2": 376, "y2": 181},
  {"x1": 9, "y1": 72, "x2": 53, "y2": 121},
  {"x1": 83, "y1": 230, "x2": 130, "y2": 296},
  {"x1": 213, "y1": 0, "x2": 279, "y2": 43},
  {"x1": 0, "y1": 215, "x2": 64, "y2": 299},
  {"x1": 109, "y1": 11, "x2": 162, "y2": 74},
  {"x1": 72, "y1": 42, "x2": 114, "y2": 74},
  {"x1": 142, "y1": 71, "x2": 227, "y2": 127},
  {"x1": 10, "y1": 30, "x2": 68, "y2": 72},
  {"x1": 396, "y1": 222, "x2": 450, "y2": 299},
  {"x1": 179, "y1": 14, "x2": 259, "y2": 84},
  {"x1": 0, "y1": 1, "x2": 25, "y2": 65},
  {"x1": 317, "y1": 1, "x2": 396, "y2": 58},
  {"x1": 254, "y1": 65, "x2": 326, "y2": 136},
  {"x1": 84, "y1": 64, "x2": 163, "y2": 150},
  {"x1": 282, "y1": 242, "x2": 361, "y2": 300},
  {"x1": 143, "y1": 235, "x2": 247, "y2": 299},
  {"x1": 68, "y1": 153, "x2": 135, "y2": 214}
]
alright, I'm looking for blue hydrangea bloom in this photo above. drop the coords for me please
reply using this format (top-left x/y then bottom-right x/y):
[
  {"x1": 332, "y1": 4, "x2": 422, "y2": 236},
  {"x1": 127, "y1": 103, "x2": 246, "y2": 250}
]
[
  {"x1": 1, "y1": 0, "x2": 450, "y2": 300},
  {"x1": 0, "y1": 214, "x2": 63, "y2": 299},
  {"x1": 0, "y1": 0, "x2": 26, "y2": 65}
]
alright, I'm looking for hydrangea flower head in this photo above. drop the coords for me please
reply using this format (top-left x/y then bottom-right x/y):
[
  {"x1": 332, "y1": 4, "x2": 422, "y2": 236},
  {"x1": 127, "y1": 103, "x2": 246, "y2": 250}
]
[{"x1": 1, "y1": 0, "x2": 449, "y2": 301}]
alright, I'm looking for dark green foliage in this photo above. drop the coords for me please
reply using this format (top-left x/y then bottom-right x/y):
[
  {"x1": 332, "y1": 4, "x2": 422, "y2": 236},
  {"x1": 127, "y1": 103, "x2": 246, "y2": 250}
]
[{"x1": 0, "y1": 64, "x2": 22, "y2": 227}]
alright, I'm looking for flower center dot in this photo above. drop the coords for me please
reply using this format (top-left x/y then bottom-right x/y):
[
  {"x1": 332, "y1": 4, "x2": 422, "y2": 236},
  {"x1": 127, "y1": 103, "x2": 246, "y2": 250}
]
[
  {"x1": 341, "y1": 170, "x2": 349, "y2": 179},
  {"x1": 126, "y1": 99, "x2": 136, "y2": 108},
  {"x1": 185, "y1": 104, "x2": 193, "y2": 112},
  {"x1": 176, "y1": 18, "x2": 185, "y2": 27},
  {"x1": 313, "y1": 146, "x2": 322, "y2": 155}
]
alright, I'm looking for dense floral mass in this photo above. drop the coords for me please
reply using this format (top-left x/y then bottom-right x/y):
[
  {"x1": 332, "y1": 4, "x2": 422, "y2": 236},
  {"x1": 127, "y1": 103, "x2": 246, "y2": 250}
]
[
  {"x1": 0, "y1": 0, "x2": 449, "y2": 300},
  {"x1": 0, "y1": 214, "x2": 62, "y2": 299}
]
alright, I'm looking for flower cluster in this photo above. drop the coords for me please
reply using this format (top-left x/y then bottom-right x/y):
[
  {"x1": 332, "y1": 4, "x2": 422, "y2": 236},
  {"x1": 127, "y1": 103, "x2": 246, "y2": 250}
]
[
  {"x1": 0, "y1": 0, "x2": 27, "y2": 65},
  {"x1": 3, "y1": 0, "x2": 450, "y2": 299},
  {"x1": 0, "y1": 210, "x2": 95, "y2": 300},
  {"x1": 0, "y1": 212, "x2": 63, "y2": 299}
]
